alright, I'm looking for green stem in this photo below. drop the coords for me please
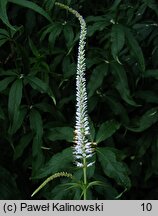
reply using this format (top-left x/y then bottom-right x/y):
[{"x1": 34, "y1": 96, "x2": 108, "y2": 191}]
[{"x1": 83, "y1": 157, "x2": 87, "y2": 200}]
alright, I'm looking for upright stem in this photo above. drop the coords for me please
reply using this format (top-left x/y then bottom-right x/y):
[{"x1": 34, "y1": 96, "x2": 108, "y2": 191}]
[{"x1": 83, "y1": 157, "x2": 87, "y2": 200}]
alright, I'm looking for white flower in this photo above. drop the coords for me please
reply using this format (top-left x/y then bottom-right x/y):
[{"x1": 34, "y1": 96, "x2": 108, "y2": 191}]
[
  {"x1": 72, "y1": 9, "x2": 94, "y2": 167},
  {"x1": 55, "y1": 2, "x2": 95, "y2": 168}
]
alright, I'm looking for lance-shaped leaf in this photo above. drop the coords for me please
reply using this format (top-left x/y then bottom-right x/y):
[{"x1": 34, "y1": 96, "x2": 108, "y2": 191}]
[
  {"x1": 29, "y1": 109, "x2": 44, "y2": 174},
  {"x1": 8, "y1": 0, "x2": 52, "y2": 22},
  {"x1": 111, "y1": 24, "x2": 125, "y2": 61},
  {"x1": 127, "y1": 107, "x2": 158, "y2": 132},
  {"x1": 111, "y1": 62, "x2": 138, "y2": 106},
  {"x1": 34, "y1": 147, "x2": 73, "y2": 179},
  {"x1": 96, "y1": 120, "x2": 121, "y2": 144},
  {"x1": 8, "y1": 107, "x2": 27, "y2": 135},
  {"x1": 8, "y1": 79, "x2": 23, "y2": 120},
  {"x1": 25, "y1": 76, "x2": 48, "y2": 93},
  {"x1": 14, "y1": 132, "x2": 33, "y2": 160},
  {"x1": 88, "y1": 63, "x2": 108, "y2": 98},
  {"x1": 97, "y1": 147, "x2": 131, "y2": 188},
  {"x1": 125, "y1": 27, "x2": 145, "y2": 72},
  {"x1": 46, "y1": 127, "x2": 74, "y2": 143},
  {"x1": 0, "y1": 77, "x2": 15, "y2": 92},
  {"x1": 29, "y1": 109, "x2": 43, "y2": 157},
  {"x1": 0, "y1": 0, "x2": 16, "y2": 30}
]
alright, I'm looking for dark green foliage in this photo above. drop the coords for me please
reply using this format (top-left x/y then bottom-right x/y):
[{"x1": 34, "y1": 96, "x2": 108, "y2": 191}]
[{"x1": 0, "y1": 0, "x2": 158, "y2": 199}]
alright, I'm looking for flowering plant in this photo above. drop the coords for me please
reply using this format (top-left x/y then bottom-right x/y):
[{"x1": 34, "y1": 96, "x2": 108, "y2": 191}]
[{"x1": 32, "y1": 1, "x2": 96, "y2": 200}]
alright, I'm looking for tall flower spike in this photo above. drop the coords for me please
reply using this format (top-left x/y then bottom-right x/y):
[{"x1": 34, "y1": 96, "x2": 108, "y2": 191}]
[{"x1": 55, "y1": 2, "x2": 94, "y2": 168}]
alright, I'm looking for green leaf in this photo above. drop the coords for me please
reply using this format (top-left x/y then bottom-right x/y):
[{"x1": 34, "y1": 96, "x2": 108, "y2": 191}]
[
  {"x1": 144, "y1": 69, "x2": 158, "y2": 80},
  {"x1": 105, "y1": 95, "x2": 130, "y2": 124},
  {"x1": 63, "y1": 24, "x2": 74, "y2": 47},
  {"x1": 8, "y1": 107, "x2": 27, "y2": 135},
  {"x1": 34, "y1": 147, "x2": 73, "y2": 179},
  {"x1": 97, "y1": 147, "x2": 131, "y2": 188},
  {"x1": 0, "y1": 0, "x2": 16, "y2": 30},
  {"x1": 62, "y1": 56, "x2": 76, "y2": 78},
  {"x1": 8, "y1": 79, "x2": 23, "y2": 119},
  {"x1": 30, "y1": 109, "x2": 43, "y2": 165},
  {"x1": 43, "y1": 0, "x2": 56, "y2": 11},
  {"x1": 0, "y1": 28, "x2": 9, "y2": 47},
  {"x1": 136, "y1": 90, "x2": 158, "y2": 104},
  {"x1": 144, "y1": 0, "x2": 158, "y2": 16},
  {"x1": 110, "y1": 0, "x2": 122, "y2": 11},
  {"x1": 111, "y1": 24, "x2": 125, "y2": 61},
  {"x1": 0, "y1": 76, "x2": 15, "y2": 92},
  {"x1": 49, "y1": 183, "x2": 75, "y2": 199},
  {"x1": 40, "y1": 24, "x2": 54, "y2": 42},
  {"x1": 87, "y1": 21, "x2": 108, "y2": 37},
  {"x1": 28, "y1": 37, "x2": 40, "y2": 57},
  {"x1": 136, "y1": 134, "x2": 152, "y2": 158},
  {"x1": 26, "y1": 76, "x2": 48, "y2": 93},
  {"x1": 30, "y1": 109, "x2": 44, "y2": 173},
  {"x1": 30, "y1": 109, "x2": 43, "y2": 138},
  {"x1": 0, "y1": 28, "x2": 9, "y2": 37},
  {"x1": 8, "y1": 0, "x2": 52, "y2": 22},
  {"x1": 89, "y1": 118, "x2": 96, "y2": 142},
  {"x1": 46, "y1": 127, "x2": 74, "y2": 143},
  {"x1": 48, "y1": 23, "x2": 62, "y2": 48},
  {"x1": 0, "y1": 166, "x2": 20, "y2": 199},
  {"x1": 14, "y1": 133, "x2": 33, "y2": 160},
  {"x1": 111, "y1": 62, "x2": 138, "y2": 106},
  {"x1": 88, "y1": 63, "x2": 108, "y2": 98},
  {"x1": 127, "y1": 107, "x2": 158, "y2": 132},
  {"x1": 0, "y1": 38, "x2": 7, "y2": 47},
  {"x1": 0, "y1": 69, "x2": 18, "y2": 76},
  {"x1": 125, "y1": 27, "x2": 145, "y2": 71},
  {"x1": 96, "y1": 120, "x2": 120, "y2": 144}
]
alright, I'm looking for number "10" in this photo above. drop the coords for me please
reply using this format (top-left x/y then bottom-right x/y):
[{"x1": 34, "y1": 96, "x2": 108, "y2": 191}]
[{"x1": 141, "y1": 203, "x2": 152, "y2": 211}]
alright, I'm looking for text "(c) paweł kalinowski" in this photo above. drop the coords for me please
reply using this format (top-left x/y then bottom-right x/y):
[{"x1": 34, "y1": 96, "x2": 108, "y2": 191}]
[{"x1": 20, "y1": 202, "x2": 104, "y2": 212}]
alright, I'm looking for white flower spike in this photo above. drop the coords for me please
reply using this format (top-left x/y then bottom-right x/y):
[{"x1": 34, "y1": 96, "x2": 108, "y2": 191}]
[{"x1": 55, "y1": 2, "x2": 94, "y2": 168}]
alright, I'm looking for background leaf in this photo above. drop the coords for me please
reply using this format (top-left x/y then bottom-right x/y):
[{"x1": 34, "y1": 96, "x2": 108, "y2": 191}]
[
  {"x1": 0, "y1": 166, "x2": 20, "y2": 199},
  {"x1": 9, "y1": 0, "x2": 52, "y2": 22},
  {"x1": 88, "y1": 63, "x2": 108, "y2": 98},
  {"x1": 46, "y1": 127, "x2": 74, "y2": 142},
  {"x1": 127, "y1": 107, "x2": 158, "y2": 132},
  {"x1": 125, "y1": 27, "x2": 145, "y2": 72},
  {"x1": 8, "y1": 79, "x2": 23, "y2": 120},
  {"x1": 96, "y1": 120, "x2": 120, "y2": 144},
  {"x1": 14, "y1": 133, "x2": 33, "y2": 160},
  {"x1": 0, "y1": 77, "x2": 15, "y2": 92},
  {"x1": 97, "y1": 147, "x2": 131, "y2": 189},
  {"x1": 111, "y1": 24, "x2": 125, "y2": 61},
  {"x1": 110, "y1": 62, "x2": 138, "y2": 106},
  {"x1": 26, "y1": 76, "x2": 48, "y2": 93},
  {"x1": 0, "y1": 0, "x2": 16, "y2": 30},
  {"x1": 34, "y1": 148, "x2": 73, "y2": 179}
]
